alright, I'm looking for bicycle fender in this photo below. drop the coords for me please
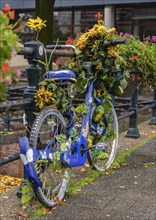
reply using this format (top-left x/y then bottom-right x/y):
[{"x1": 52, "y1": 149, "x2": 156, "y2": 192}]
[{"x1": 19, "y1": 137, "x2": 41, "y2": 187}]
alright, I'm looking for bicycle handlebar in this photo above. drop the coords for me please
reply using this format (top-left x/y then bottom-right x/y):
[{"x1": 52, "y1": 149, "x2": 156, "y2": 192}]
[
  {"x1": 18, "y1": 47, "x2": 34, "y2": 56},
  {"x1": 46, "y1": 44, "x2": 76, "y2": 51},
  {"x1": 103, "y1": 39, "x2": 126, "y2": 47}
]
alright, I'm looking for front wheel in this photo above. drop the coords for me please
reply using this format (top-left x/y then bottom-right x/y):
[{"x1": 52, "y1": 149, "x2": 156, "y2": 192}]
[
  {"x1": 88, "y1": 102, "x2": 118, "y2": 171},
  {"x1": 29, "y1": 108, "x2": 69, "y2": 208}
]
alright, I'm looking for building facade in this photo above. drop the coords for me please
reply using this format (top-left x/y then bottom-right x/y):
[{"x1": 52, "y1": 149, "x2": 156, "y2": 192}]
[{"x1": 0, "y1": 0, "x2": 156, "y2": 42}]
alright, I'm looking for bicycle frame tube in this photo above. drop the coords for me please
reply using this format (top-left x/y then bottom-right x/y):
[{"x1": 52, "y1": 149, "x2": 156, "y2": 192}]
[{"x1": 81, "y1": 80, "x2": 95, "y2": 138}]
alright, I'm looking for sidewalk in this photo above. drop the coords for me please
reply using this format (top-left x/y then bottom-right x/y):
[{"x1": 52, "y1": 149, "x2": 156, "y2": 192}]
[{"x1": 46, "y1": 136, "x2": 156, "y2": 220}]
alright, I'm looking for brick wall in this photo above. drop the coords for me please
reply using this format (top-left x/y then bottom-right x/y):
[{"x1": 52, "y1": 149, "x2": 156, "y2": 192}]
[
  {"x1": 0, "y1": 143, "x2": 24, "y2": 178},
  {"x1": 0, "y1": 132, "x2": 25, "y2": 178}
]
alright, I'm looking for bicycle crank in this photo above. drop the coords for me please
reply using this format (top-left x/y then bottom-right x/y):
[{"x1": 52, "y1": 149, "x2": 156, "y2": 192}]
[{"x1": 82, "y1": 143, "x2": 108, "y2": 152}]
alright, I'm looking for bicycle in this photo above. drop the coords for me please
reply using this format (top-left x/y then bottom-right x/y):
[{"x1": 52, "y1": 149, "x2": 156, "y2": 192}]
[{"x1": 19, "y1": 39, "x2": 126, "y2": 208}]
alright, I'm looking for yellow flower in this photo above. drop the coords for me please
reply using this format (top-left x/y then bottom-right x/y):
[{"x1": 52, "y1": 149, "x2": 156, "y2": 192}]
[
  {"x1": 87, "y1": 138, "x2": 93, "y2": 147},
  {"x1": 107, "y1": 46, "x2": 119, "y2": 57},
  {"x1": 107, "y1": 27, "x2": 116, "y2": 33},
  {"x1": 97, "y1": 88, "x2": 106, "y2": 97},
  {"x1": 95, "y1": 65, "x2": 102, "y2": 70},
  {"x1": 95, "y1": 112, "x2": 103, "y2": 121},
  {"x1": 27, "y1": 17, "x2": 47, "y2": 32}
]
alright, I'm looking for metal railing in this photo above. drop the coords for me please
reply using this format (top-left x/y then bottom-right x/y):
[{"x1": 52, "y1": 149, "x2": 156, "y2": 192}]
[{"x1": 0, "y1": 40, "x2": 156, "y2": 167}]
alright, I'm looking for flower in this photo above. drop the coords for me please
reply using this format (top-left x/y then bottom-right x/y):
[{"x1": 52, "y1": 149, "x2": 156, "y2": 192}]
[
  {"x1": 131, "y1": 55, "x2": 137, "y2": 60},
  {"x1": 1, "y1": 62, "x2": 10, "y2": 72},
  {"x1": 66, "y1": 37, "x2": 74, "y2": 45},
  {"x1": 3, "y1": 3, "x2": 10, "y2": 13},
  {"x1": 3, "y1": 3, "x2": 15, "y2": 20},
  {"x1": 27, "y1": 17, "x2": 47, "y2": 32},
  {"x1": 152, "y1": 36, "x2": 156, "y2": 43},
  {"x1": 87, "y1": 138, "x2": 93, "y2": 147},
  {"x1": 35, "y1": 81, "x2": 69, "y2": 111},
  {"x1": 117, "y1": 34, "x2": 156, "y2": 88},
  {"x1": 26, "y1": 16, "x2": 54, "y2": 71},
  {"x1": 64, "y1": 19, "x2": 128, "y2": 97},
  {"x1": 95, "y1": 12, "x2": 103, "y2": 19}
]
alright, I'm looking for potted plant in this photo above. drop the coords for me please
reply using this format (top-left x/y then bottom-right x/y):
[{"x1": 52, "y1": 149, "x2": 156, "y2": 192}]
[
  {"x1": 115, "y1": 33, "x2": 156, "y2": 96},
  {"x1": 64, "y1": 19, "x2": 156, "y2": 98},
  {"x1": 64, "y1": 19, "x2": 136, "y2": 101}
]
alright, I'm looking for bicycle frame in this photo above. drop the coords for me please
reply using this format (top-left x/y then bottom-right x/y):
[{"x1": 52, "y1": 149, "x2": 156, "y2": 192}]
[{"x1": 19, "y1": 71, "x2": 96, "y2": 183}]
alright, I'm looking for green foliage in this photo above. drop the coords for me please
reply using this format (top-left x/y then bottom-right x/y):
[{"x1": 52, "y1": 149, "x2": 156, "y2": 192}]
[
  {"x1": 0, "y1": 11, "x2": 18, "y2": 67},
  {"x1": 35, "y1": 80, "x2": 70, "y2": 112},
  {"x1": 32, "y1": 208, "x2": 44, "y2": 219},
  {"x1": 0, "y1": 10, "x2": 19, "y2": 102},
  {"x1": 21, "y1": 180, "x2": 35, "y2": 207},
  {"x1": 118, "y1": 35, "x2": 156, "y2": 88},
  {"x1": 144, "y1": 162, "x2": 155, "y2": 168},
  {"x1": 75, "y1": 103, "x2": 88, "y2": 114}
]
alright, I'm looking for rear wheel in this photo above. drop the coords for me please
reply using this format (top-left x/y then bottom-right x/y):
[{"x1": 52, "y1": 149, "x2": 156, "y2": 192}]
[
  {"x1": 88, "y1": 102, "x2": 118, "y2": 171},
  {"x1": 29, "y1": 108, "x2": 69, "y2": 208}
]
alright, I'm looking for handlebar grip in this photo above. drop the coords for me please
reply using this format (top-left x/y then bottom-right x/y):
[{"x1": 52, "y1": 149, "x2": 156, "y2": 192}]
[
  {"x1": 104, "y1": 39, "x2": 126, "y2": 47},
  {"x1": 18, "y1": 47, "x2": 34, "y2": 56}
]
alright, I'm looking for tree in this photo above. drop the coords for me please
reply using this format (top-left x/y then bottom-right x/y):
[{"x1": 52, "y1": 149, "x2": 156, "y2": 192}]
[{"x1": 35, "y1": 0, "x2": 55, "y2": 45}]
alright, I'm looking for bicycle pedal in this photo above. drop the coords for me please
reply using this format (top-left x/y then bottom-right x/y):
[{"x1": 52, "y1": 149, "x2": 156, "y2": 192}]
[{"x1": 95, "y1": 143, "x2": 108, "y2": 150}]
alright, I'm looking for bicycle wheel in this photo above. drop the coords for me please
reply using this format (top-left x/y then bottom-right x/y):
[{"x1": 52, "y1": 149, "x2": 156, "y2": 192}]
[
  {"x1": 88, "y1": 102, "x2": 118, "y2": 171},
  {"x1": 29, "y1": 108, "x2": 69, "y2": 208}
]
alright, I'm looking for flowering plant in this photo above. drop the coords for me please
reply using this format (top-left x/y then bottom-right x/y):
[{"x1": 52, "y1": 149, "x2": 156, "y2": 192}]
[
  {"x1": 0, "y1": 4, "x2": 20, "y2": 101},
  {"x1": 27, "y1": 17, "x2": 69, "y2": 111},
  {"x1": 65, "y1": 19, "x2": 129, "y2": 97},
  {"x1": 64, "y1": 19, "x2": 156, "y2": 98},
  {"x1": 117, "y1": 33, "x2": 156, "y2": 88},
  {"x1": 27, "y1": 16, "x2": 57, "y2": 72}
]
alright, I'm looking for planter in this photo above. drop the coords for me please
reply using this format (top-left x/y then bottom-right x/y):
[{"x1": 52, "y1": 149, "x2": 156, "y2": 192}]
[
  {"x1": 108, "y1": 71, "x2": 142, "y2": 98},
  {"x1": 119, "y1": 76, "x2": 142, "y2": 98}
]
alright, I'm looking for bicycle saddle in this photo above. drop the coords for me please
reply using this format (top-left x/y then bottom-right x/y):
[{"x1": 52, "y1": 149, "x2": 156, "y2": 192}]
[{"x1": 44, "y1": 69, "x2": 77, "y2": 83}]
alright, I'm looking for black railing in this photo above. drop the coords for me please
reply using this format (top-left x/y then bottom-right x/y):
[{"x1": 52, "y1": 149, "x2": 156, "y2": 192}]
[{"x1": 0, "y1": 40, "x2": 156, "y2": 167}]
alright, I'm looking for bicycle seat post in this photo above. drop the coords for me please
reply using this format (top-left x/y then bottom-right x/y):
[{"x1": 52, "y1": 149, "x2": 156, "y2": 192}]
[{"x1": 84, "y1": 62, "x2": 92, "y2": 77}]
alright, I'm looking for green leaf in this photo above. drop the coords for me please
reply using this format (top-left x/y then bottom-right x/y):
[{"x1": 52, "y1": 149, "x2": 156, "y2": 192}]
[
  {"x1": 21, "y1": 181, "x2": 34, "y2": 207},
  {"x1": 75, "y1": 103, "x2": 87, "y2": 114},
  {"x1": 51, "y1": 161, "x2": 62, "y2": 172},
  {"x1": 38, "y1": 80, "x2": 48, "y2": 86},
  {"x1": 56, "y1": 134, "x2": 67, "y2": 143}
]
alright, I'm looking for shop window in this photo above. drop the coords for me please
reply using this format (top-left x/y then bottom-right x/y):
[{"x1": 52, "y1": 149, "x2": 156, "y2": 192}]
[{"x1": 116, "y1": 6, "x2": 156, "y2": 38}]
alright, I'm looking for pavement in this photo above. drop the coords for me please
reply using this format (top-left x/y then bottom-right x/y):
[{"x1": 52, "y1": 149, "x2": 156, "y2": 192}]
[{"x1": 45, "y1": 135, "x2": 156, "y2": 220}]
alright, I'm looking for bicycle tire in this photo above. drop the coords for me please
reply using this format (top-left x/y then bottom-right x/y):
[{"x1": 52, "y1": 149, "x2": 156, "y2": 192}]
[
  {"x1": 87, "y1": 102, "x2": 118, "y2": 171},
  {"x1": 29, "y1": 108, "x2": 69, "y2": 208}
]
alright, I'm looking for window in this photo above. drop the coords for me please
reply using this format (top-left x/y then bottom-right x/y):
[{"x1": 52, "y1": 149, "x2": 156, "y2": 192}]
[
  {"x1": 53, "y1": 8, "x2": 104, "y2": 42},
  {"x1": 116, "y1": 6, "x2": 156, "y2": 38}
]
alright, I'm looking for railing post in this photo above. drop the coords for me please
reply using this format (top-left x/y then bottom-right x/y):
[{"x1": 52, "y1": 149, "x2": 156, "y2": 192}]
[
  {"x1": 16, "y1": 41, "x2": 44, "y2": 198},
  {"x1": 149, "y1": 88, "x2": 156, "y2": 125},
  {"x1": 21, "y1": 41, "x2": 44, "y2": 137},
  {"x1": 3, "y1": 108, "x2": 10, "y2": 133},
  {"x1": 126, "y1": 88, "x2": 140, "y2": 138}
]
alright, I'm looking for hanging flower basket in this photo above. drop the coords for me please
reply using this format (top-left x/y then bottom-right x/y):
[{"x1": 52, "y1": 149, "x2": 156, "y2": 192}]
[
  {"x1": 108, "y1": 71, "x2": 142, "y2": 98},
  {"x1": 119, "y1": 74, "x2": 142, "y2": 97}
]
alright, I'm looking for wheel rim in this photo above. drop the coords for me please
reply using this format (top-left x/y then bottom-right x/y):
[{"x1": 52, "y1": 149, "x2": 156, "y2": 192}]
[{"x1": 30, "y1": 109, "x2": 69, "y2": 207}]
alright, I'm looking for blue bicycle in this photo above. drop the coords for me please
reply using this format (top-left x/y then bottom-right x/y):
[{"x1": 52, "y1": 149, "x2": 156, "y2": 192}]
[{"x1": 20, "y1": 39, "x2": 125, "y2": 208}]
